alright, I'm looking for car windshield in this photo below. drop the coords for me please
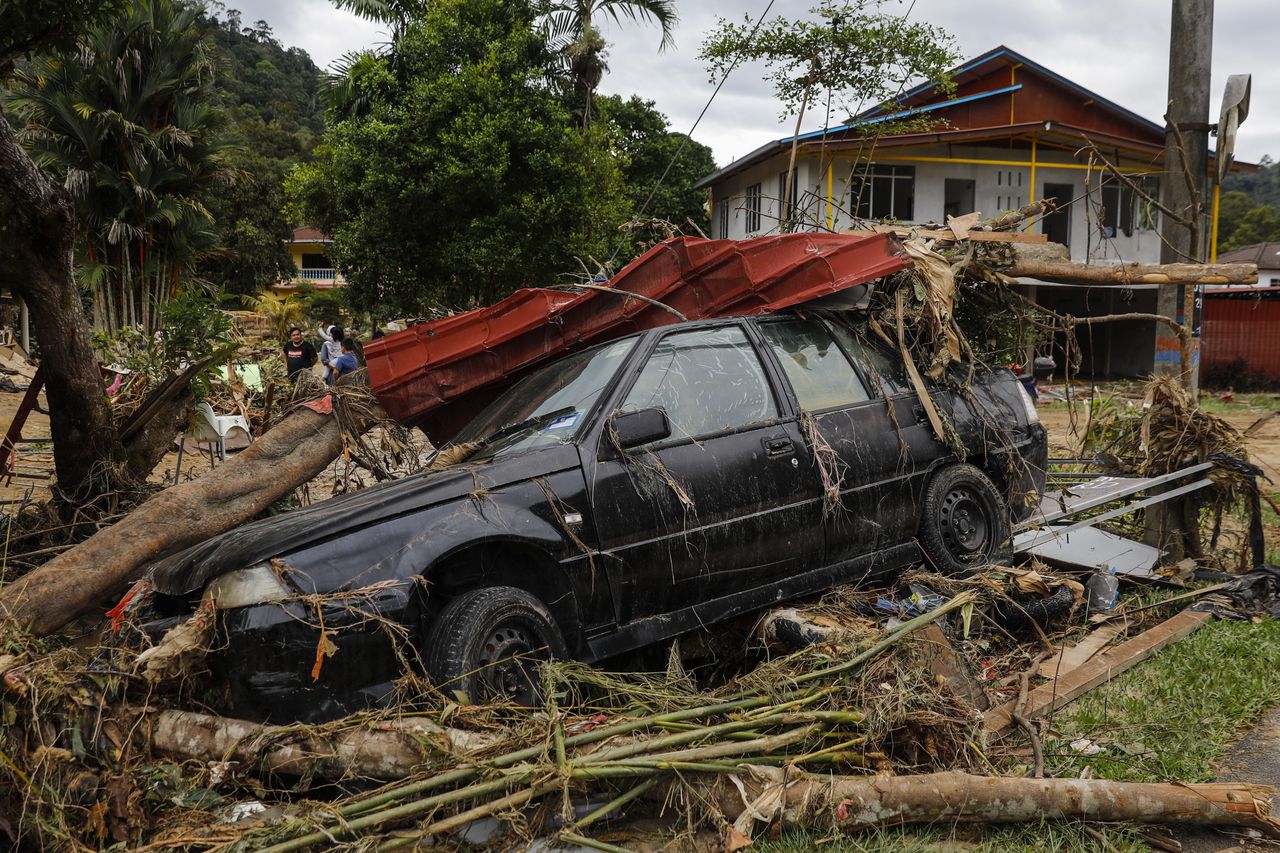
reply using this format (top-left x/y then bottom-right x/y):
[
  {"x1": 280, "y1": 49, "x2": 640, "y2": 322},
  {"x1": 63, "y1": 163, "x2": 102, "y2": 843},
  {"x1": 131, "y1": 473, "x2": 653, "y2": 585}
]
[{"x1": 454, "y1": 337, "x2": 637, "y2": 460}]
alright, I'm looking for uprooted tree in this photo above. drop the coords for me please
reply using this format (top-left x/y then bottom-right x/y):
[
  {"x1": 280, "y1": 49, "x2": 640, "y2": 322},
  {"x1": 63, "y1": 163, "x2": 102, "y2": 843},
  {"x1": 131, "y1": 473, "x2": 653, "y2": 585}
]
[{"x1": 0, "y1": 0, "x2": 225, "y2": 508}]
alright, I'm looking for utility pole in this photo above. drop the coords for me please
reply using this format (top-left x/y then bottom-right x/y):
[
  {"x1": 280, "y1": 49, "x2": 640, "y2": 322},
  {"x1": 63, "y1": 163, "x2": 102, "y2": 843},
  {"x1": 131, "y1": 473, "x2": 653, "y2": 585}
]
[{"x1": 1155, "y1": 0, "x2": 1213, "y2": 390}]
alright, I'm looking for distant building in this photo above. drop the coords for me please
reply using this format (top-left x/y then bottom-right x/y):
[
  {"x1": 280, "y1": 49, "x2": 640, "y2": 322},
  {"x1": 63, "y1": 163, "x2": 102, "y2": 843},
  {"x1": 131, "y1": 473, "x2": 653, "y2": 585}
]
[
  {"x1": 695, "y1": 45, "x2": 1254, "y2": 377},
  {"x1": 1215, "y1": 242, "x2": 1280, "y2": 287},
  {"x1": 273, "y1": 227, "x2": 346, "y2": 291}
]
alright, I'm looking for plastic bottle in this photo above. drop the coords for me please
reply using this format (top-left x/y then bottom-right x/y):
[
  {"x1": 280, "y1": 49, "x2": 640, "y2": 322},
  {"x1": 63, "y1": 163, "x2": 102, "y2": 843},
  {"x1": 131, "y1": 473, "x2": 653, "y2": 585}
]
[{"x1": 1085, "y1": 566, "x2": 1119, "y2": 611}]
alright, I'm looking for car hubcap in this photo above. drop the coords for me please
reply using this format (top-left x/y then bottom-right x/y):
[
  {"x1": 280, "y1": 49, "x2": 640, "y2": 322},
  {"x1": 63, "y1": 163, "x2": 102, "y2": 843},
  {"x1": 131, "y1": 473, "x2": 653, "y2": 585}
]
[
  {"x1": 477, "y1": 622, "x2": 545, "y2": 705},
  {"x1": 939, "y1": 486, "x2": 989, "y2": 560}
]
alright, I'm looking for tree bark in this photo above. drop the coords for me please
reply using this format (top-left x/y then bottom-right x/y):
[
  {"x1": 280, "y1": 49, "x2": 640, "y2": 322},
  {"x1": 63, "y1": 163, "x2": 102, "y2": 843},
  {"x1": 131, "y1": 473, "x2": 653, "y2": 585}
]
[
  {"x1": 1006, "y1": 259, "x2": 1257, "y2": 286},
  {"x1": 0, "y1": 106, "x2": 121, "y2": 502},
  {"x1": 0, "y1": 407, "x2": 346, "y2": 636},
  {"x1": 712, "y1": 768, "x2": 1280, "y2": 837},
  {"x1": 150, "y1": 709, "x2": 498, "y2": 780}
]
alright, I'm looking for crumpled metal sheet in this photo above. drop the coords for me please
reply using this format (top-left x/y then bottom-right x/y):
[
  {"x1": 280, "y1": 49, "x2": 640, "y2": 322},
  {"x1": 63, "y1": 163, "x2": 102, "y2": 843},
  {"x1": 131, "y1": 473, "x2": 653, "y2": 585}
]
[{"x1": 365, "y1": 233, "x2": 909, "y2": 442}]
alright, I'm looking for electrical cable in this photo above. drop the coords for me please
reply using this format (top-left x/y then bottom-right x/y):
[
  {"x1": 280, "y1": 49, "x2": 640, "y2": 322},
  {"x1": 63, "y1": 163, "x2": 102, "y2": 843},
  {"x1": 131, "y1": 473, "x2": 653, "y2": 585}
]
[{"x1": 605, "y1": 0, "x2": 779, "y2": 268}]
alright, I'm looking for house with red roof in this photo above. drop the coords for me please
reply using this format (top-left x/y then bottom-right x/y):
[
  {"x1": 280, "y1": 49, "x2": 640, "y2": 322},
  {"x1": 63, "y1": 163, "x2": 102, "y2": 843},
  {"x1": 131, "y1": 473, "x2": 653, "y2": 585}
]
[{"x1": 695, "y1": 46, "x2": 1254, "y2": 377}]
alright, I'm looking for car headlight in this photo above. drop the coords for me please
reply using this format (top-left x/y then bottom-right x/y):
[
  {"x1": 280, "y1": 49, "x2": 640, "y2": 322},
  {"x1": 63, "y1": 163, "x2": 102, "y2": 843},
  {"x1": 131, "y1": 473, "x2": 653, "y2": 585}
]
[
  {"x1": 204, "y1": 562, "x2": 291, "y2": 609},
  {"x1": 1014, "y1": 380, "x2": 1040, "y2": 425}
]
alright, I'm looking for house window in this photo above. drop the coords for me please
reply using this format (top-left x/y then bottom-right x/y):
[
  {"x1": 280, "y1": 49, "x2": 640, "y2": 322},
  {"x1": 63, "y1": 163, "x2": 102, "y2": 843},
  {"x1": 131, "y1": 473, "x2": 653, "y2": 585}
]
[
  {"x1": 1099, "y1": 179, "x2": 1138, "y2": 238},
  {"x1": 745, "y1": 183, "x2": 762, "y2": 233},
  {"x1": 718, "y1": 199, "x2": 729, "y2": 239},
  {"x1": 852, "y1": 165, "x2": 914, "y2": 221},
  {"x1": 300, "y1": 252, "x2": 331, "y2": 269}
]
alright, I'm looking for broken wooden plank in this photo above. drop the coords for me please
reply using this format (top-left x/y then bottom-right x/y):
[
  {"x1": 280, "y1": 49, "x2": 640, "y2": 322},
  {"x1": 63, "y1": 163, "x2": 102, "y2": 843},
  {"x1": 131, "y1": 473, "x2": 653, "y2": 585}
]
[
  {"x1": 986, "y1": 609, "x2": 1212, "y2": 734},
  {"x1": 849, "y1": 226, "x2": 1048, "y2": 244},
  {"x1": 1037, "y1": 619, "x2": 1130, "y2": 678}
]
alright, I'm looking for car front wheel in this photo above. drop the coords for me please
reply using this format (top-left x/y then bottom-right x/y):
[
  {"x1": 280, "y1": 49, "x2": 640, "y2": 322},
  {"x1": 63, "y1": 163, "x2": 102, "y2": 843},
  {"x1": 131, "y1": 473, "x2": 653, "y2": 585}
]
[
  {"x1": 918, "y1": 463, "x2": 1011, "y2": 575},
  {"x1": 425, "y1": 586, "x2": 567, "y2": 706}
]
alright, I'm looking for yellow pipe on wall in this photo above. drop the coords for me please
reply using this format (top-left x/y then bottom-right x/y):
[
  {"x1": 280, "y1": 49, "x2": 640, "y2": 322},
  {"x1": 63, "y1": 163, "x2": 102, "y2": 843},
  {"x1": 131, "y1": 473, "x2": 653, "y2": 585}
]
[
  {"x1": 1210, "y1": 182, "x2": 1221, "y2": 263},
  {"x1": 1029, "y1": 134, "x2": 1037, "y2": 234}
]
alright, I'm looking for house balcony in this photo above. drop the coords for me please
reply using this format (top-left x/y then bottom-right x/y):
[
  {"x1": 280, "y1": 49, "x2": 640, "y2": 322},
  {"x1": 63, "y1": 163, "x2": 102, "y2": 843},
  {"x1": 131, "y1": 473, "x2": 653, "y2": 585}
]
[{"x1": 273, "y1": 269, "x2": 347, "y2": 291}]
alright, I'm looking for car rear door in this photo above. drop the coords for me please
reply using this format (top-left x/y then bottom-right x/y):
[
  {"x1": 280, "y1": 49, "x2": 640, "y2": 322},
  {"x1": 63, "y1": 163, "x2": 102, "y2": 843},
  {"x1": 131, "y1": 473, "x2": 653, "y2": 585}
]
[{"x1": 588, "y1": 324, "x2": 825, "y2": 623}]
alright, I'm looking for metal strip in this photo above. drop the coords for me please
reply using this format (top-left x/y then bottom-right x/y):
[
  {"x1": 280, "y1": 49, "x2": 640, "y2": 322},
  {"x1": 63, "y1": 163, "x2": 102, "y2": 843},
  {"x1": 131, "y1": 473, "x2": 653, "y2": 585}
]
[
  {"x1": 1014, "y1": 461, "x2": 1215, "y2": 532},
  {"x1": 1015, "y1": 478, "x2": 1214, "y2": 551}
]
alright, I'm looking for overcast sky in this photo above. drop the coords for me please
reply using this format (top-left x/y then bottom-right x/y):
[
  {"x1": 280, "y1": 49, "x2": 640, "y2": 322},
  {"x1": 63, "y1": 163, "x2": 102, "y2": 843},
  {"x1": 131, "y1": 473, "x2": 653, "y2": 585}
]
[{"x1": 228, "y1": 0, "x2": 1276, "y2": 168}]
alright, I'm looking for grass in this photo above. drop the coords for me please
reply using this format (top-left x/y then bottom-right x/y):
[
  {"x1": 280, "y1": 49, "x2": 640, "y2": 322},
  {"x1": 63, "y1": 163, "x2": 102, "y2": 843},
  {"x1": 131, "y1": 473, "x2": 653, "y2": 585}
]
[
  {"x1": 752, "y1": 616, "x2": 1280, "y2": 852},
  {"x1": 1194, "y1": 390, "x2": 1280, "y2": 416}
]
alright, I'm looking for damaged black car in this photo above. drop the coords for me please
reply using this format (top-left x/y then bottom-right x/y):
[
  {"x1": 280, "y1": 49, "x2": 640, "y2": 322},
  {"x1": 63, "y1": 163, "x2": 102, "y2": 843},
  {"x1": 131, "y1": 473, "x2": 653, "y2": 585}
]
[{"x1": 141, "y1": 312, "x2": 1047, "y2": 722}]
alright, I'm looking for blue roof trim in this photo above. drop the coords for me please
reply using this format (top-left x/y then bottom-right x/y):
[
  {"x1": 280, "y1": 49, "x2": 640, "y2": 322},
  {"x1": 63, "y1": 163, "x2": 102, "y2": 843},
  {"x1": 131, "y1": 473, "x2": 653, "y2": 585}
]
[
  {"x1": 860, "y1": 46, "x2": 1164, "y2": 135},
  {"x1": 792, "y1": 84, "x2": 1021, "y2": 142}
]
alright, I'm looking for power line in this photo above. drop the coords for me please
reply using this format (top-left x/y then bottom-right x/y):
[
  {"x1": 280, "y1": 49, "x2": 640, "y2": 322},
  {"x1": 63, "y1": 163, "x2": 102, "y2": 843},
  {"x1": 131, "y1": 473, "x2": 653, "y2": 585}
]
[{"x1": 606, "y1": 0, "x2": 779, "y2": 268}]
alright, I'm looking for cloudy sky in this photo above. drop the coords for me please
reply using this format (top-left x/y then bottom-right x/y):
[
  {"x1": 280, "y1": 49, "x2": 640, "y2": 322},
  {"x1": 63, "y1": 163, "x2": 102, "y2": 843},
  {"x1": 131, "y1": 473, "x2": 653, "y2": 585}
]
[{"x1": 227, "y1": 0, "x2": 1276, "y2": 168}]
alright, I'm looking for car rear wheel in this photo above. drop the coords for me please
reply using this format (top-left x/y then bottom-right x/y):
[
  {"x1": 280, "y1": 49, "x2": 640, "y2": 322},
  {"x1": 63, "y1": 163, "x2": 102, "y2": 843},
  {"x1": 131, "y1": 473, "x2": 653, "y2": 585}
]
[
  {"x1": 425, "y1": 586, "x2": 567, "y2": 706},
  {"x1": 918, "y1": 463, "x2": 1011, "y2": 575}
]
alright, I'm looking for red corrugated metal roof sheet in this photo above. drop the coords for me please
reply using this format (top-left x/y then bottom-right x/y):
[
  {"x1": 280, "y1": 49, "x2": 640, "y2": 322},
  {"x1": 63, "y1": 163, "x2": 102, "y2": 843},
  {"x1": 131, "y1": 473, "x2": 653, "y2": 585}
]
[{"x1": 365, "y1": 233, "x2": 910, "y2": 441}]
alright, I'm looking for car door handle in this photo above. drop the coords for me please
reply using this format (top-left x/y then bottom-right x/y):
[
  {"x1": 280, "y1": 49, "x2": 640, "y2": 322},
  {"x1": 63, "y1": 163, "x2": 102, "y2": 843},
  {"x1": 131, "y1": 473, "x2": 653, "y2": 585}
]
[{"x1": 762, "y1": 437, "x2": 794, "y2": 457}]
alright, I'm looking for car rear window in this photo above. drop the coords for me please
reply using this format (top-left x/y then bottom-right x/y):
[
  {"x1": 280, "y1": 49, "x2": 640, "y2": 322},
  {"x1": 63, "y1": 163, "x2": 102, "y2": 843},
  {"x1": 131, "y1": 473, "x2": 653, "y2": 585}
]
[
  {"x1": 826, "y1": 321, "x2": 913, "y2": 396},
  {"x1": 758, "y1": 319, "x2": 870, "y2": 411},
  {"x1": 622, "y1": 326, "x2": 777, "y2": 441}
]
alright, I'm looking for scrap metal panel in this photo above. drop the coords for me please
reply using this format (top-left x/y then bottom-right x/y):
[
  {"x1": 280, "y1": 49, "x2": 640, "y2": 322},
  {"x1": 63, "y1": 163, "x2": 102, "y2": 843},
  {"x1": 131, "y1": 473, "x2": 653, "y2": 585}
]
[{"x1": 365, "y1": 233, "x2": 910, "y2": 440}]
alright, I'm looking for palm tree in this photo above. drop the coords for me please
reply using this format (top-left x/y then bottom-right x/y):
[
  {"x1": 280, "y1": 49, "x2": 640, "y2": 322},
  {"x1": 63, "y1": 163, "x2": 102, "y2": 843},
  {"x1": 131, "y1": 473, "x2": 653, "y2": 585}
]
[
  {"x1": 540, "y1": 0, "x2": 678, "y2": 125},
  {"x1": 7, "y1": 0, "x2": 231, "y2": 333}
]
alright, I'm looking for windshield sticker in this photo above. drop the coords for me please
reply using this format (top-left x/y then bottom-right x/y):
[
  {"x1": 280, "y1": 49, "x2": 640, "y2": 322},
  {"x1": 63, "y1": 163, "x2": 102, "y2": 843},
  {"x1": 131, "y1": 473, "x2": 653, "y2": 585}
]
[{"x1": 546, "y1": 413, "x2": 579, "y2": 431}]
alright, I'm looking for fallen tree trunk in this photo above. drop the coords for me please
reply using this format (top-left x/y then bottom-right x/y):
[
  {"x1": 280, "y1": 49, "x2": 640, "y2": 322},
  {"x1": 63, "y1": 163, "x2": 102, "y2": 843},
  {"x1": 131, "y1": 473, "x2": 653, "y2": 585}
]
[
  {"x1": 150, "y1": 710, "x2": 497, "y2": 780},
  {"x1": 0, "y1": 406, "x2": 349, "y2": 636},
  {"x1": 714, "y1": 767, "x2": 1280, "y2": 837},
  {"x1": 1007, "y1": 259, "x2": 1257, "y2": 286}
]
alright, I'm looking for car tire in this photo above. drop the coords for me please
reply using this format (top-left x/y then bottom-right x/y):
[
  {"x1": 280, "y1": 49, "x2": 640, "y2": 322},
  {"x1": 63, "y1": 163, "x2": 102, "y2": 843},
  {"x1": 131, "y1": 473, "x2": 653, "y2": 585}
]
[
  {"x1": 425, "y1": 586, "x2": 567, "y2": 706},
  {"x1": 918, "y1": 463, "x2": 1012, "y2": 575},
  {"x1": 990, "y1": 584, "x2": 1077, "y2": 630}
]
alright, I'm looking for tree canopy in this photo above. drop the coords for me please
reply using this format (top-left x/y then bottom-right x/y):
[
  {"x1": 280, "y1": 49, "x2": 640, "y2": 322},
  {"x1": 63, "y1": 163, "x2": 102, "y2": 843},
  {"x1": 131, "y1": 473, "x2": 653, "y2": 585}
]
[
  {"x1": 8, "y1": 0, "x2": 232, "y2": 332},
  {"x1": 597, "y1": 94, "x2": 716, "y2": 232},
  {"x1": 287, "y1": 0, "x2": 631, "y2": 315},
  {"x1": 700, "y1": 0, "x2": 957, "y2": 121},
  {"x1": 1219, "y1": 156, "x2": 1280, "y2": 252}
]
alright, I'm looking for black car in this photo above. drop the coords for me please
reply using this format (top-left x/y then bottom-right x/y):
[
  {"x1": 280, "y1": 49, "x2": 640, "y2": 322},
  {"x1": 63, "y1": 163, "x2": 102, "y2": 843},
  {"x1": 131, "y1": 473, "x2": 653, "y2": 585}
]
[{"x1": 144, "y1": 311, "x2": 1046, "y2": 721}]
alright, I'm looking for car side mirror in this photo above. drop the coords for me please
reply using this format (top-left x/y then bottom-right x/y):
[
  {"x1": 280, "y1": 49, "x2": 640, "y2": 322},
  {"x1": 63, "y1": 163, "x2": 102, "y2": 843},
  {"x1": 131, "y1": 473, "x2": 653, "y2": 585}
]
[{"x1": 611, "y1": 407, "x2": 670, "y2": 450}]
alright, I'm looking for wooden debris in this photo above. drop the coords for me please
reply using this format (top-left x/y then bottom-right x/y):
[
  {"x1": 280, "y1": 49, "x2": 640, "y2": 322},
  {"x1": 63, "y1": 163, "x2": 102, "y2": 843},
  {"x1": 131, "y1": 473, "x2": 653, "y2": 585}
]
[
  {"x1": 851, "y1": 225, "x2": 1048, "y2": 244},
  {"x1": 1036, "y1": 619, "x2": 1130, "y2": 678},
  {"x1": 1005, "y1": 259, "x2": 1257, "y2": 286},
  {"x1": 986, "y1": 610, "x2": 1212, "y2": 734},
  {"x1": 0, "y1": 404, "x2": 357, "y2": 636},
  {"x1": 713, "y1": 767, "x2": 1280, "y2": 838},
  {"x1": 151, "y1": 710, "x2": 498, "y2": 780}
]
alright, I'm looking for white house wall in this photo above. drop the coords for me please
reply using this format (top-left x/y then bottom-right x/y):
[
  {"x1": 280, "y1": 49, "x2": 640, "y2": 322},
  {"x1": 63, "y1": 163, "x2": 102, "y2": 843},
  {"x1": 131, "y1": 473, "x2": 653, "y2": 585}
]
[{"x1": 710, "y1": 144, "x2": 1163, "y2": 265}]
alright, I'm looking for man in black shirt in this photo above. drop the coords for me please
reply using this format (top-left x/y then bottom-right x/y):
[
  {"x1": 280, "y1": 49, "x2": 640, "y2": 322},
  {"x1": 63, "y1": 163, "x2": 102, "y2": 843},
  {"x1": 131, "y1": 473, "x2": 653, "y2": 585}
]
[{"x1": 283, "y1": 327, "x2": 317, "y2": 380}]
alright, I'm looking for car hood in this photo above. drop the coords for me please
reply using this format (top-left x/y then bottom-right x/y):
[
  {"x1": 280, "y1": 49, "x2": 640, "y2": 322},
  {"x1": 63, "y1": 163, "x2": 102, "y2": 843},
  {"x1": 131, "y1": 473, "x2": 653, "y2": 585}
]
[{"x1": 148, "y1": 443, "x2": 581, "y2": 596}]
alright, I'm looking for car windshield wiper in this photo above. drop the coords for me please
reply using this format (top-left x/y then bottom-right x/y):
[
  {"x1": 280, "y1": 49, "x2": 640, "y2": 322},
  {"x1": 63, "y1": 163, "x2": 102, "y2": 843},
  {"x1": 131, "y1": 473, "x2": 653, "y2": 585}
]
[{"x1": 474, "y1": 406, "x2": 577, "y2": 448}]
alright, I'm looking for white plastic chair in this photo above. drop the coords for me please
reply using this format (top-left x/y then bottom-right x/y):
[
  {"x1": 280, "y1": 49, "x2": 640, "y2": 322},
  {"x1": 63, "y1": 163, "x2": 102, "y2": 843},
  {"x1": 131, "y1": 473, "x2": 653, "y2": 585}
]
[{"x1": 174, "y1": 403, "x2": 252, "y2": 480}]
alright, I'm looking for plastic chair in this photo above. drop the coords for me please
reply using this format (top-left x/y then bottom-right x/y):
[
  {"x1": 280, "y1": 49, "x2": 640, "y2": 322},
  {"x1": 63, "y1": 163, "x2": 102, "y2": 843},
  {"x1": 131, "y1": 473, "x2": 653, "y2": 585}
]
[{"x1": 174, "y1": 403, "x2": 252, "y2": 480}]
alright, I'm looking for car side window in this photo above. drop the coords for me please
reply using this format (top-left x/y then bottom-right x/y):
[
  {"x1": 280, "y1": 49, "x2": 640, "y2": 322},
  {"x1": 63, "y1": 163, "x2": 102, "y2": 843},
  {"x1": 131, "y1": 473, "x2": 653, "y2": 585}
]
[
  {"x1": 621, "y1": 327, "x2": 778, "y2": 442},
  {"x1": 827, "y1": 321, "x2": 912, "y2": 396},
  {"x1": 758, "y1": 319, "x2": 870, "y2": 411}
]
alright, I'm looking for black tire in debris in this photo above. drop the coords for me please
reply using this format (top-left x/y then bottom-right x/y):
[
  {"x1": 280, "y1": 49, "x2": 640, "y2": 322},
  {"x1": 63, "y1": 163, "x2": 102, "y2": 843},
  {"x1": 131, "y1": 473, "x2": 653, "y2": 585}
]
[
  {"x1": 426, "y1": 586, "x2": 568, "y2": 706},
  {"x1": 991, "y1": 584, "x2": 1077, "y2": 630},
  {"x1": 918, "y1": 463, "x2": 1012, "y2": 575}
]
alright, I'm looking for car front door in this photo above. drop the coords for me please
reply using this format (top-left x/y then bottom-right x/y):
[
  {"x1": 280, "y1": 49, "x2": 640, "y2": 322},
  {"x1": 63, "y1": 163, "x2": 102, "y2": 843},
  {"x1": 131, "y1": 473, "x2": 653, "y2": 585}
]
[
  {"x1": 589, "y1": 324, "x2": 825, "y2": 623},
  {"x1": 756, "y1": 316, "x2": 946, "y2": 568}
]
